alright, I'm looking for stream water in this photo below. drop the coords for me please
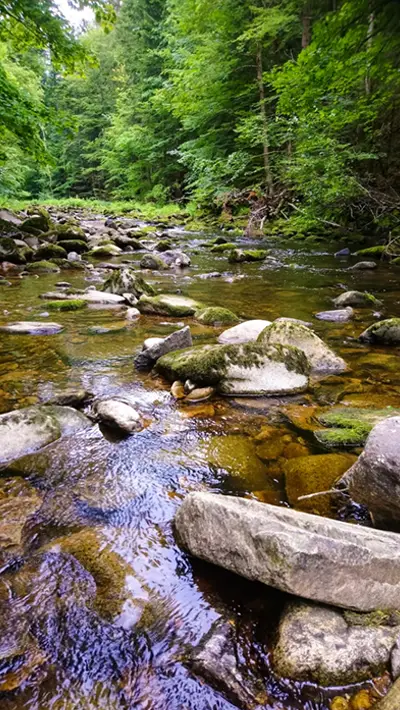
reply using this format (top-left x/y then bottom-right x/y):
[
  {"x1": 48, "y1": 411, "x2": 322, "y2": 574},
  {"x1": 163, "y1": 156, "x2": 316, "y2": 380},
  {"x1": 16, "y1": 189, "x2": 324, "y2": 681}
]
[{"x1": 0, "y1": 221, "x2": 399, "y2": 710}]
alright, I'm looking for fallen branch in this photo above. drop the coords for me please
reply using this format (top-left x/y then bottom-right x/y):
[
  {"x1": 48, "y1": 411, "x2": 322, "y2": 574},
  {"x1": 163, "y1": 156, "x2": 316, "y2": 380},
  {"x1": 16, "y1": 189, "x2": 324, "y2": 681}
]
[{"x1": 297, "y1": 487, "x2": 349, "y2": 502}]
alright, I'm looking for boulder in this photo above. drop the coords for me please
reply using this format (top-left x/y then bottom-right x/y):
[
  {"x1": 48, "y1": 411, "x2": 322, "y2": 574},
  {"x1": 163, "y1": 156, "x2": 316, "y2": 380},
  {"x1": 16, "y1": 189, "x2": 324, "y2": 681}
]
[
  {"x1": 314, "y1": 406, "x2": 400, "y2": 450},
  {"x1": 315, "y1": 307, "x2": 354, "y2": 322},
  {"x1": 156, "y1": 341, "x2": 309, "y2": 396},
  {"x1": 258, "y1": 320, "x2": 347, "y2": 374},
  {"x1": 218, "y1": 320, "x2": 272, "y2": 345},
  {"x1": 155, "y1": 239, "x2": 172, "y2": 252},
  {"x1": 284, "y1": 453, "x2": 356, "y2": 516},
  {"x1": 196, "y1": 307, "x2": 240, "y2": 326},
  {"x1": 138, "y1": 294, "x2": 202, "y2": 316},
  {"x1": 0, "y1": 236, "x2": 24, "y2": 263},
  {"x1": 343, "y1": 417, "x2": 400, "y2": 526},
  {"x1": 26, "y1": 260, "x2": 60, "y2": 274},
  {"x1": 134, "y1": 326, "x2": 192, "y2": 370},
  {"x1": 273, "y1": 601, "x2": 400, "y2": 685},
  {"x1": 333, "y1": 291, "x2": 382, "y2": 308},
  {"x1": 93, "y1": 397, "x2": 144, "y2": 434},
  {"x1": 88, "y1": 244, "x2": 122, "y2": 258},
  {"x1": 349, "y1": 261, "x2": 378, "y2": 271},
  {"x1": 58, "y1": 239, "x2": 89, "y2": 253},
  {"x1": 0, "y1": 321, "x2": 63, "y2": 335},
  {"x1": 45, "y1": 389, "x2": 93, "y2": 408},
  {"x1": 33, "y1": 243, "x2": 67, "y2": 261},
  {"x1": 140, "y1": 254, "x2": 168, "y2": 270},
  {"x1": 0, "y1": 208, "x2": 22, "y2": 232},
  {"x1": 359, "y1": 318, "x2": 400, "y2": 345},
  {"x1": 161, "y1": 249, "x2": 191, "y2": 267},
  {"x1": 228, "y1": 249, "x2": 267, "y2": 263},
  {"x1": 210, "y1": 242, "x2": 236, "y2": 253},
  {"x1": 175, "y1": 493, "x2": 400, "y2": 611},
  {"x1": 101, "y1": 268, "x2": 155, "y2": 297},
  {"x1": 40, "y1": 290, "x2": 125, "y2": 305},
  {"x1": 20, "y1": 213, "x2": 51, "y2": 234},
  {"x1": 54, "y1": 223, "x2": 87, "y2": 241},
  {"x1": 0, "y1": 405, "x2": 91, "y2": 465}
]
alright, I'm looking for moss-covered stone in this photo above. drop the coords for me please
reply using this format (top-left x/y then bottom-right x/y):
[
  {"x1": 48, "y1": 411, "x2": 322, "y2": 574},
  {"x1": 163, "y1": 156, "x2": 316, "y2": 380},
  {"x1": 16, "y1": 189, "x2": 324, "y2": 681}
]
[
  {"x1": 359, "y1": 318, "x2": 400, "y2": 345},
  {"x1": 204, "y1": 434, "x2": 273, "y2": 490},
  {"x1": 333, "y1": 290, "x2": 383, "y2": 308},
  {"x1": 139, "y1": 293, "x2": 202, "y2": 316},
  {"x1": 155, "y1": 239, "x2": 172, "y2": 252},
  {"x1": 355, "y1": 246, "x2": 386, "y2": 257},
  {"x1": 58, "y1": 239, "x2": 89, "y2": 253},
  {"x1": 228, "y1": 248, "x2": 267, "y2": 263},
  {"x1": 51, "y1": 258, "x2": 86, "y2": 270},
  {"x1": 284, "y1": 453, "x2": 357, "y2": 516},
  {"x1": 195, "y1": 307, "x2": 240, "y2": 326},
  {"x1": 314, "y1": 406, "x2": 400, "y2": 449},
  {"x1": 210, "y1": 242, "x2": 236, "y2": 253},
  {"x1": 46, "y1": 299, "x2": 87, "y2": 311},
  {"x1": 53, "y1": 221, "x2": 86, "y2": 241},
  {"x1": 26, "y1": 260, "x2": 60, "y2": 273},
  {"x1": 87, "y1": 244, "x2": 122, "y2": 258},
  {"x1": 33, "y1": 243, "x2": 67, "y2": 261},
  {"x1": 140, "y1": 253, "x2": 167, "y2": 270},
  {"x1": 20, "y1": 211, "x2": 51, "y2": 234},
  {"x1": 102, "y1": 268, "x2": 155, "y2": 297},
  {"x1": 0, "y1": 236, "x2": 25, "y2": 263}
]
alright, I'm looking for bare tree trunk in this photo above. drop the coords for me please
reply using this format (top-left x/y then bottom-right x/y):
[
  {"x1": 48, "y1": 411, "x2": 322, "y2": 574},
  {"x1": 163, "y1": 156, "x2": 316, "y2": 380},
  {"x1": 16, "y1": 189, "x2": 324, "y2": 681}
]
[
  {"x1": 301, "y1": 3, "x2": 312, "y2": 48},
  {"x1": 365, "y1": 10, "x2": 375, "y2": 94},
  {"x1": 256, "y1": 42, "x2": 273, "y2": 197}
]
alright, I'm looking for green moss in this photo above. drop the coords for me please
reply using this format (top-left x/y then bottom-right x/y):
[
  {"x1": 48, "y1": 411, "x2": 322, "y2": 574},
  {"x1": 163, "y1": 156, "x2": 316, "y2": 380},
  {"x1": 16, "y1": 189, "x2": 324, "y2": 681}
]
[
  {"x1": 355, "y1": 245, "x2": 386, "y2": 257},
  {"x1": 359, "y1": 318, "x2": 400, "y2": 344},
  {"x1": 228, "y1": 248, "x2": 268, "y2": 263},
  {"x1": 140, "y1": 253, "x2": 167, "y2": 270},
  {"x1": 318, "y1": 406, "x2": 400, "y2": 429},
  {"x1": 155, "y1": 239, "x2": 172, "y2": 252},
  {"x1": 195, "y1": 306, "x2": 240, "y2": 326},
  {"x1": 58, "y1": 239, "x2": 89, "y2": 253},
  {"x1": 53, "y1": 221, "x2": 86, "y2": 241},
  {"x1": 314, "y1": 423, "x2": 371, "y2": 448},
  {"x1": 45, "y1": 299, "x2": 87, "y2": 311},
  {"x1": 139, "y1": 294, "x2": 202, "y2": 316},
  {"x1": 33, "y1": 243, "x2": 67, "y2": 261},
  {"x1": 210, "y1": 242, "x2": 236, "y2": 253},
  {"x1": 26, "y1": 260, "x2": 60, "y2": 273},
  {"x1": 51, "y1": 258, "x2": 86, "y2": 270},
  {"x1": 344, "y1": 609, "x2": 400, "y2": 628}
]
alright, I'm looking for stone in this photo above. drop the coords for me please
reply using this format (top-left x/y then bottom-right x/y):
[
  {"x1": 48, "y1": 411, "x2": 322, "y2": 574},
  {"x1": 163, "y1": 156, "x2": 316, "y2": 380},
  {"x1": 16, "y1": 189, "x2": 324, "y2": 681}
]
[
  {"x1": 210, "y1": 242, "x2": 236, "y2": 253},
  {"x1": 374, "y1": 680, "x2": 400, "y2": 710},
  {"x1": 204, "y1": 435, "x2": 271, "y2": 489},
  {"x1": 54, "y1": 221, "x2": 87, "y2": 241},
  {"x1": 20, "y1": 213, "x2": 51, "y2": 233},
  {"x1": 0, "y1": 487, "x2": 42, "y2": 549},
  {"x1": 335, "y1": 248, "x2": 351, "y2": 257},
  {"x1": 284, "y1": 453, "x2": 357, "y2": 516},
  {"x1": 333, "y1": 291, "x2": 382, "y2": 308},
  {"x1": 138, "y1": 294, "x2": 202, "y2": 317},
  {"x1": 140, "y1": 253, "x2": 168, "y2": 270},
  {"x1": 40, "y1": 290, "x2": 126, "y2": 305},
  {"x1": 33, "y1": 243, "x2": 67, "y2": 261},
  {"x1": 161, "y1": 250, "x2": 191, "y2": 267},
  {"x1": 126, "y1": 307, "x2": 140, "y2": 320},
  {"x1": 155, "y1": 239, "x2": 172, "y2": 252},
  {"x1": 185, "y1": 386, "x2": 215, "y2": 402},
  {"x1": 58, "y1": 239, "x2": 89, "y2": 253},
  {"x1": 134, "y1": 326, "x2": 192, "y2": 370},
  {"x1": 0, "y1": 321, "x2": 63, "y2": 335},
  {"x1": 93, "y1": 397, "x2": 143, "y2": 434},
  {"x1": 228, "y1": 249, "x2": 267, "y2": 263},
  {"x1": 26, "y1": 260, "x2": 60, "y2": 273},
  {"x1": 218, "y1": 320, "x2": 272, "y2": 345},
  {"x1": 46, "y1": 299, "x2": 87, "y2": 311},
  {"x1": 88, "y1": 244, "x2": 122, "y2": 258},
  {"x1": 359, "y1": 318, "x2": 400, "y2": 345},
  {"x1": 171, "y1": 381, "x2": 186, "y2": 399},
  {"x1": 46, "y1": 389, "x2": 93, "y2": 408},
  {"x1": 0, "y1": 208, "x2": 22, "y2": 232},
  {"x1": 102, "y1": 268, "x2": 155, "y2": 297},
  {"x1": 315, "y1": 307, "x2": 354, "y2": 322},
  {"x1": 343, "y1": 417, "x2": 400, "y2": 526},
  {"x1": 349, "y1": 261, "x2": 378, "y2": 271},
  {"x1": 315, "y1": 406, "x2": 400, "y2": 450},
  {"x1": 0, "y1": 236, "x2": 24, "y2": 263},
  {"x1": 273, "y1": 601, "x2": 400, "y2": 685},
  {"x1": 175, "y1": 493, "x2": 400, "y2": 611},
  {"x1": 0, "y1": 405, "x2": 91, "y2": 465},
  {"x1": 156, "y1": 341, "x2": 309, "y2": 396},
  {"x1": 195, "y1": 307, "x2": 240, "y2": 326},
  {"x1": 191, "y1": 622, "x2": 267, "y2": 709},
  {"x1": 258, "y1": 320, "x2": 347, "y2": 374}
]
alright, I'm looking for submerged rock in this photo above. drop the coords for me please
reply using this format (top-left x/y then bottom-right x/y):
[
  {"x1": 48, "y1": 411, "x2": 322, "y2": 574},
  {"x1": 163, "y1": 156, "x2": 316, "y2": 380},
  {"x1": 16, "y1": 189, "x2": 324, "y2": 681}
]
[
  {"x1": 333, "y1": 290, "x2": 382, "y2": 308},
  {"x1": 258, "y1": 320, "x2": 347, "y2": 373},
  {"x1": 175, "y1": 493, "x2": 400, "y2": 611},
  {"x1": 161, "y1": 249, "x2": 191, "y2": 267},
  {"x1": 315, "y1": 307, "x2": 354, "y2": 322},
  {"x1": 359, "y1": 318, "x2": 400, "y2": 345},
  {"x1": 138, "y1": 294, "x2": 202, "y2": 316},
  {"x1": 101, "y1": 268, "x2": 155, "y2": 297},
  {"x1": 315, "y1": 406, "x2": 400, "y2": 450},
  {"x1": 140, "y1": 253, "x2": 168, "y2": 270},
  {"x1": 0, "y1": 405, "x2": 91, "y2": 465},
  {"x1": 375, "y1": 679, "x2": 400, "y2": 709},
  {"x1": 156, "y1": 341, "x2": 309, "y2": 396},
  {"x1": 273, "y1": 601, "x2": 400, "y2": 685},
  {"x1": 134, "y1": 326, "x2": 192, "y2": 370},
  {"x1": 343, "y1": 416, "x2": 400, "y2": 526},
  {"x1": 349, "y1": 261, "x2": 378, "y2": 271},
  {"x1": 0, "y1": 321, "x2": 63, "y2": 335},
  {"x1": 228, "y1": 248, "x2": 267, "y2": 263},
  {"x1": 0, "y1": 482, "x2": 42, "y2": 550},
  {"x1": 40, "y1": 290, "x2": 126, "y2": 305},
  {"x1": 284, "y1": 453, "x2": 356, "y2": 516},
  {"x1": 196, "y1": 307, "x2": 239, "y2": 326},
  {"x1": 93, "y1": 397, "x2": 144, "y2": 434},
  {"x1": 218, "y1": 320, "x2": 272, "y2": 345}
]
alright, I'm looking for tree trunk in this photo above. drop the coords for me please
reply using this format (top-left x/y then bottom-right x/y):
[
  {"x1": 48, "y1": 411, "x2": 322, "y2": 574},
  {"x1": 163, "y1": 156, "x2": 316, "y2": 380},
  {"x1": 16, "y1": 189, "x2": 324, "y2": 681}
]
[
  {"x1": 301, "y1": 3, "x2": 312, "y2": 49},
  {"x1": 365, "y1": 10, "x2": 375, "y2": 95},
  {"x1": 256, "y1": 42, "x2": 273, "y2": 197}
]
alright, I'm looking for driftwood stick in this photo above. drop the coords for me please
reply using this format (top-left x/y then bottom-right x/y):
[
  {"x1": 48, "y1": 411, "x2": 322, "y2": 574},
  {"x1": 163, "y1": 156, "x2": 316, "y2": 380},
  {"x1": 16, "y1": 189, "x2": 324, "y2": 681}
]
[{"x1": 297, "y1": 487, "x2": 349, "y2": 502}]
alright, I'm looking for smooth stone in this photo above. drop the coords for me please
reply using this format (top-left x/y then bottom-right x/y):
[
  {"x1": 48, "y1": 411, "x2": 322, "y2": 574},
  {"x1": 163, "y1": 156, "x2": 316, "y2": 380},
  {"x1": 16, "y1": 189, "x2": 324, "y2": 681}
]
[
  {"x1": 185, "y1": 386, "x2": 215, "y2": 402},
  {"x1": 333, "y1": 291, "x2": 382, "y2": 308},
  {"x1": 258, "y1": 320, "x2": 347, "y2": 374},
  {"x1": 315, "y1": 307, "x2": 354, "y2": 322},
  {"x1": 274, "y1": 316, "x2": 313, "y2": 327},
  {"x1": 171, "y1": 381, "x2": 186, "y2": 399},
  {"x1": 359, "y1": 318, "x2": 400, "y2": 345},
  {"x1": 40, "y1": 290, "x2": 125, "y2": 305},
  {"x1": 126, "y1": 307, "x2": 140, "y2": 320},
  {"x1": 343, "y1": 417, "x2": 400, "y2": 526},
  {"x1": 161, "y1": 249, "x2": 191, "y2": 267},
  {"x1": 138, "y1": 294, "x2": 202, "y2": 317},
  {"x1": 93, "y1": 398, "x2": 143, "y2": 434},
  {"x1": 335, "y1": 248, "x2": 351, "y2": 257},
  {"x1": 218, "y1": 320, "x2": 272, "y2": 345},
  {"x1": 156, "y1": 342, "x2": 309, "y2": 396},
  {"x1": 101, "y1": 268, "x2": 155, "y2": 297},
  {"x1": 0, "y1": 405, "x2": 91, "y2": 465},
  {"x1": 0, "y1": 487, "x2": 43, "y2": 549},
  {"x1": 349, "y1": 261, "x2": 378, "y2": 271},
  {"x1": 45, "y1": 389, "x2": 93, "y2": 408},
  {"x1": 140, "y1": 254, "x2": 168, "y2": 270},
  {"x1": 273, "y1": 601, "x2": 400, "y2": 685},
  {"x1": 135, "y1": 326, "x2": 193, "y2": 370},
  {"x1": 175, "y1": 493, "x2": 400, "y2": 611},
  {"x1": 0, "y1": 321, "x2": 63, "y2": 335}
]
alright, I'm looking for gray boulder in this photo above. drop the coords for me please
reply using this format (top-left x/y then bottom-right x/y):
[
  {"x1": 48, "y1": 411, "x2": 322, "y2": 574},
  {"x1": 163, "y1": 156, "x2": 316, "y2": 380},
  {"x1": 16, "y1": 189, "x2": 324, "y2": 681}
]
[
  {"x1": 359, "y1": 318, "x2": 400, "y2": 345},
  {"x1": 161, "y1": 250, "x2": 191, "y2": 268},
  {"x1": 134, "y1": 326, "x2": 192, "y2": 370},
  {"x1": 0, "y1": 405, "x2": 91, "y2": 465},
  {"x1": 93, "y1": 397, "x2": 143, "y2": 434},
  {"x1": 175, "y1": 493, "x2": 400, "y2": 611},
  {"x1": 140, "y1": 254, "x2": 167, "y2": 270},
  {"x1": 218, "y1": 320, "x2": 272, "y2": 345},
  {"x1": 40, "y1": 290, "x2": 125, "y2": 305},
  {"x1": 138, "y1": 294, "x2": 202, "y2": 317},
  {"x1": 0, "y1": 321, "x2": 63, "y2": 335},
  {"x1": 156, "y1": 341, "x2": 309, "y2": 396},
  {"x1": 273, "y1": 601, "x2": 400, "y2": 685},
  {"x1": 315, "y1": 307, "x2": 353, "y2": 322},
  {"x1": 349, "y1": 261, "x2": 378, "y2": 270},
  {"x1": 258, "y1": 320, "x2": 347, "y2": 373},
  {"x1": 333, "y1": 290, "x2": 382, "y2": 308},
  {"x1": 343, "y1": 416, "x2": 400, "y2": 525},
  {"x1": 101, "y1": 268, "x2": 155, "y2": 297}
]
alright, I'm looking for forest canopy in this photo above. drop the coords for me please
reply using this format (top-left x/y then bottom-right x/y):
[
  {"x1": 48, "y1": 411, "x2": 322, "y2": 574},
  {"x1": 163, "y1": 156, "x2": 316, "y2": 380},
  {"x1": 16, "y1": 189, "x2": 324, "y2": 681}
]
[{"x1": 1, "y1": 0, "x2": 400, "y2": 233}]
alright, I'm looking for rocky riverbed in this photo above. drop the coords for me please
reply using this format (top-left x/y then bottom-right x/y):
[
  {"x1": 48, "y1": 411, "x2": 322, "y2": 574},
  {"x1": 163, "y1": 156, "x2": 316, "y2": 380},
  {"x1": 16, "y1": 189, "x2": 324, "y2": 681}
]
[{"x1": 0, "y1": 206, "x2": 400, "y2": 709}]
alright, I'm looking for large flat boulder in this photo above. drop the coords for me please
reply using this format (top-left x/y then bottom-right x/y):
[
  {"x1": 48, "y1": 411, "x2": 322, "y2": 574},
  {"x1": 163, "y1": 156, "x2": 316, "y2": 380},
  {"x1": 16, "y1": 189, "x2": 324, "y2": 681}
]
[
  {"x1": 138, "y1": 294, "x2": 202, "y2": 316},
  {"x1": 0, "y1": 321, "x2": 63, "y2": 335},
  {"x1": 343, "y1": 416, "x2": 400, "y2": 525},
  {"x1": 40, "y1": 290, "x2": 125, "y2": 305},
  {"x1": 156, "y1": 342, "x2": 309, "y2": 396},
  {"x1": 258, "y1": 320, "x2": 347, "y2": 373},
  {"x1": 175, "y1": 493, "x2": 400, "y2": 611}
]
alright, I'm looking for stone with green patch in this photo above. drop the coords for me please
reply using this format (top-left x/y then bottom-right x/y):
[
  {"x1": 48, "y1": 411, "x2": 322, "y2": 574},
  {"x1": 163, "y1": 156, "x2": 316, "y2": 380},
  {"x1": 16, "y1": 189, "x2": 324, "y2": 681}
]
[
  {"x1": 359, "y1": 318, "x2": 400, "y2": 345},
  {"x1": 195, "y1": 307, "x2": 240, "y2": 326},
  {"x1": 139, "y1": 293, "x2": 202, "y2": 316}
]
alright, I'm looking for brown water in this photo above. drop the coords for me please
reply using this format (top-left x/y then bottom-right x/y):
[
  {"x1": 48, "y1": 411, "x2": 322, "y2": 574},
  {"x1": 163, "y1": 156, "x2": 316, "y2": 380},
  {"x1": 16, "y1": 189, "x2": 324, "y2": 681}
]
[{"x1": 0, "y1": 223, "x2": 399, "y2": 710}]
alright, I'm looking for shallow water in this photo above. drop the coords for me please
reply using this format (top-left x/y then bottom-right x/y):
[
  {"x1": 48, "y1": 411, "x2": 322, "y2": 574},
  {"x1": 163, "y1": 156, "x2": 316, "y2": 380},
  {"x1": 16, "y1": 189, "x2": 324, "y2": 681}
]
[{"x1": 0, "y1": 224, "x2": 399, "y2": 709}]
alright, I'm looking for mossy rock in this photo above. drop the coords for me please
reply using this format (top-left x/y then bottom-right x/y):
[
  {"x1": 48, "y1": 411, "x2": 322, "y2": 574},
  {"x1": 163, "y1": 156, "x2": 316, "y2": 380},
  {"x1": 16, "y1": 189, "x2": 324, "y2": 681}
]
[
  {"x1": 204, "y1": 434, "x2": 273, "y2": 491},
  {"x1": 33, "y1": 243, "x2": 67, "y2": 261},
  {"x1": 0, "y1": 236, "x2": 25, "y2": 263},
  {"x1": 51, "y1": 258, "x2": 86, "y2": 271},
  {"x1": 195, "y1": 307, "x2": 240, "y2": 326},
  {"x1": 212, "y1": 236, "x2": 228, "y2": 245},
  {"x1": 359, "y1": 318, "x2": 400, "y2": 345},
  {"x1": 210, "y1": 242, "x2": 236, "y2": 253},
  {"x1": 54, "y1": 221, "x2": 86, "y2": 241},
  {"x1": 140, "y1": 253, "x2": 167, "y2": 270},
  {"x1": 58, "y1": 239, "x2": 89, "y2": 254},
  {"x1": 314, "y1": 406, "x2": 400, "y2": 449},
  {"x1": 228, "y1": 248, "x2": 267, "y2": 263},
  {"x1": 139, "y1": 293, "x2": 202, "y2": 316},
  {"x1": 155, "y1": 239, "x2": 172, "y2": 252},
  {"x1": 102, "y1": 269, "x2": 155, "y2": 297},
  {"x1": 333, "y1": 290, "x2": 383, "y2": 308},
  {"x1": 46, "y1": 299, "x2": 87, "y2": 311},
  {"x1": 26, "y1": 260, "x2": 60, "y2": 274},
  {"x1": 20, "y1": 211, "x2": 51, "y2": 234},
  {"x1": 284, "y1": 453, "x2": 357, "y2": 516},
  {"x1": 355, "y1": 246, "x2": 387, "y2": 258},
  {"x1": 87, "y1": 244, "x2": 122, "y2": 258}
]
